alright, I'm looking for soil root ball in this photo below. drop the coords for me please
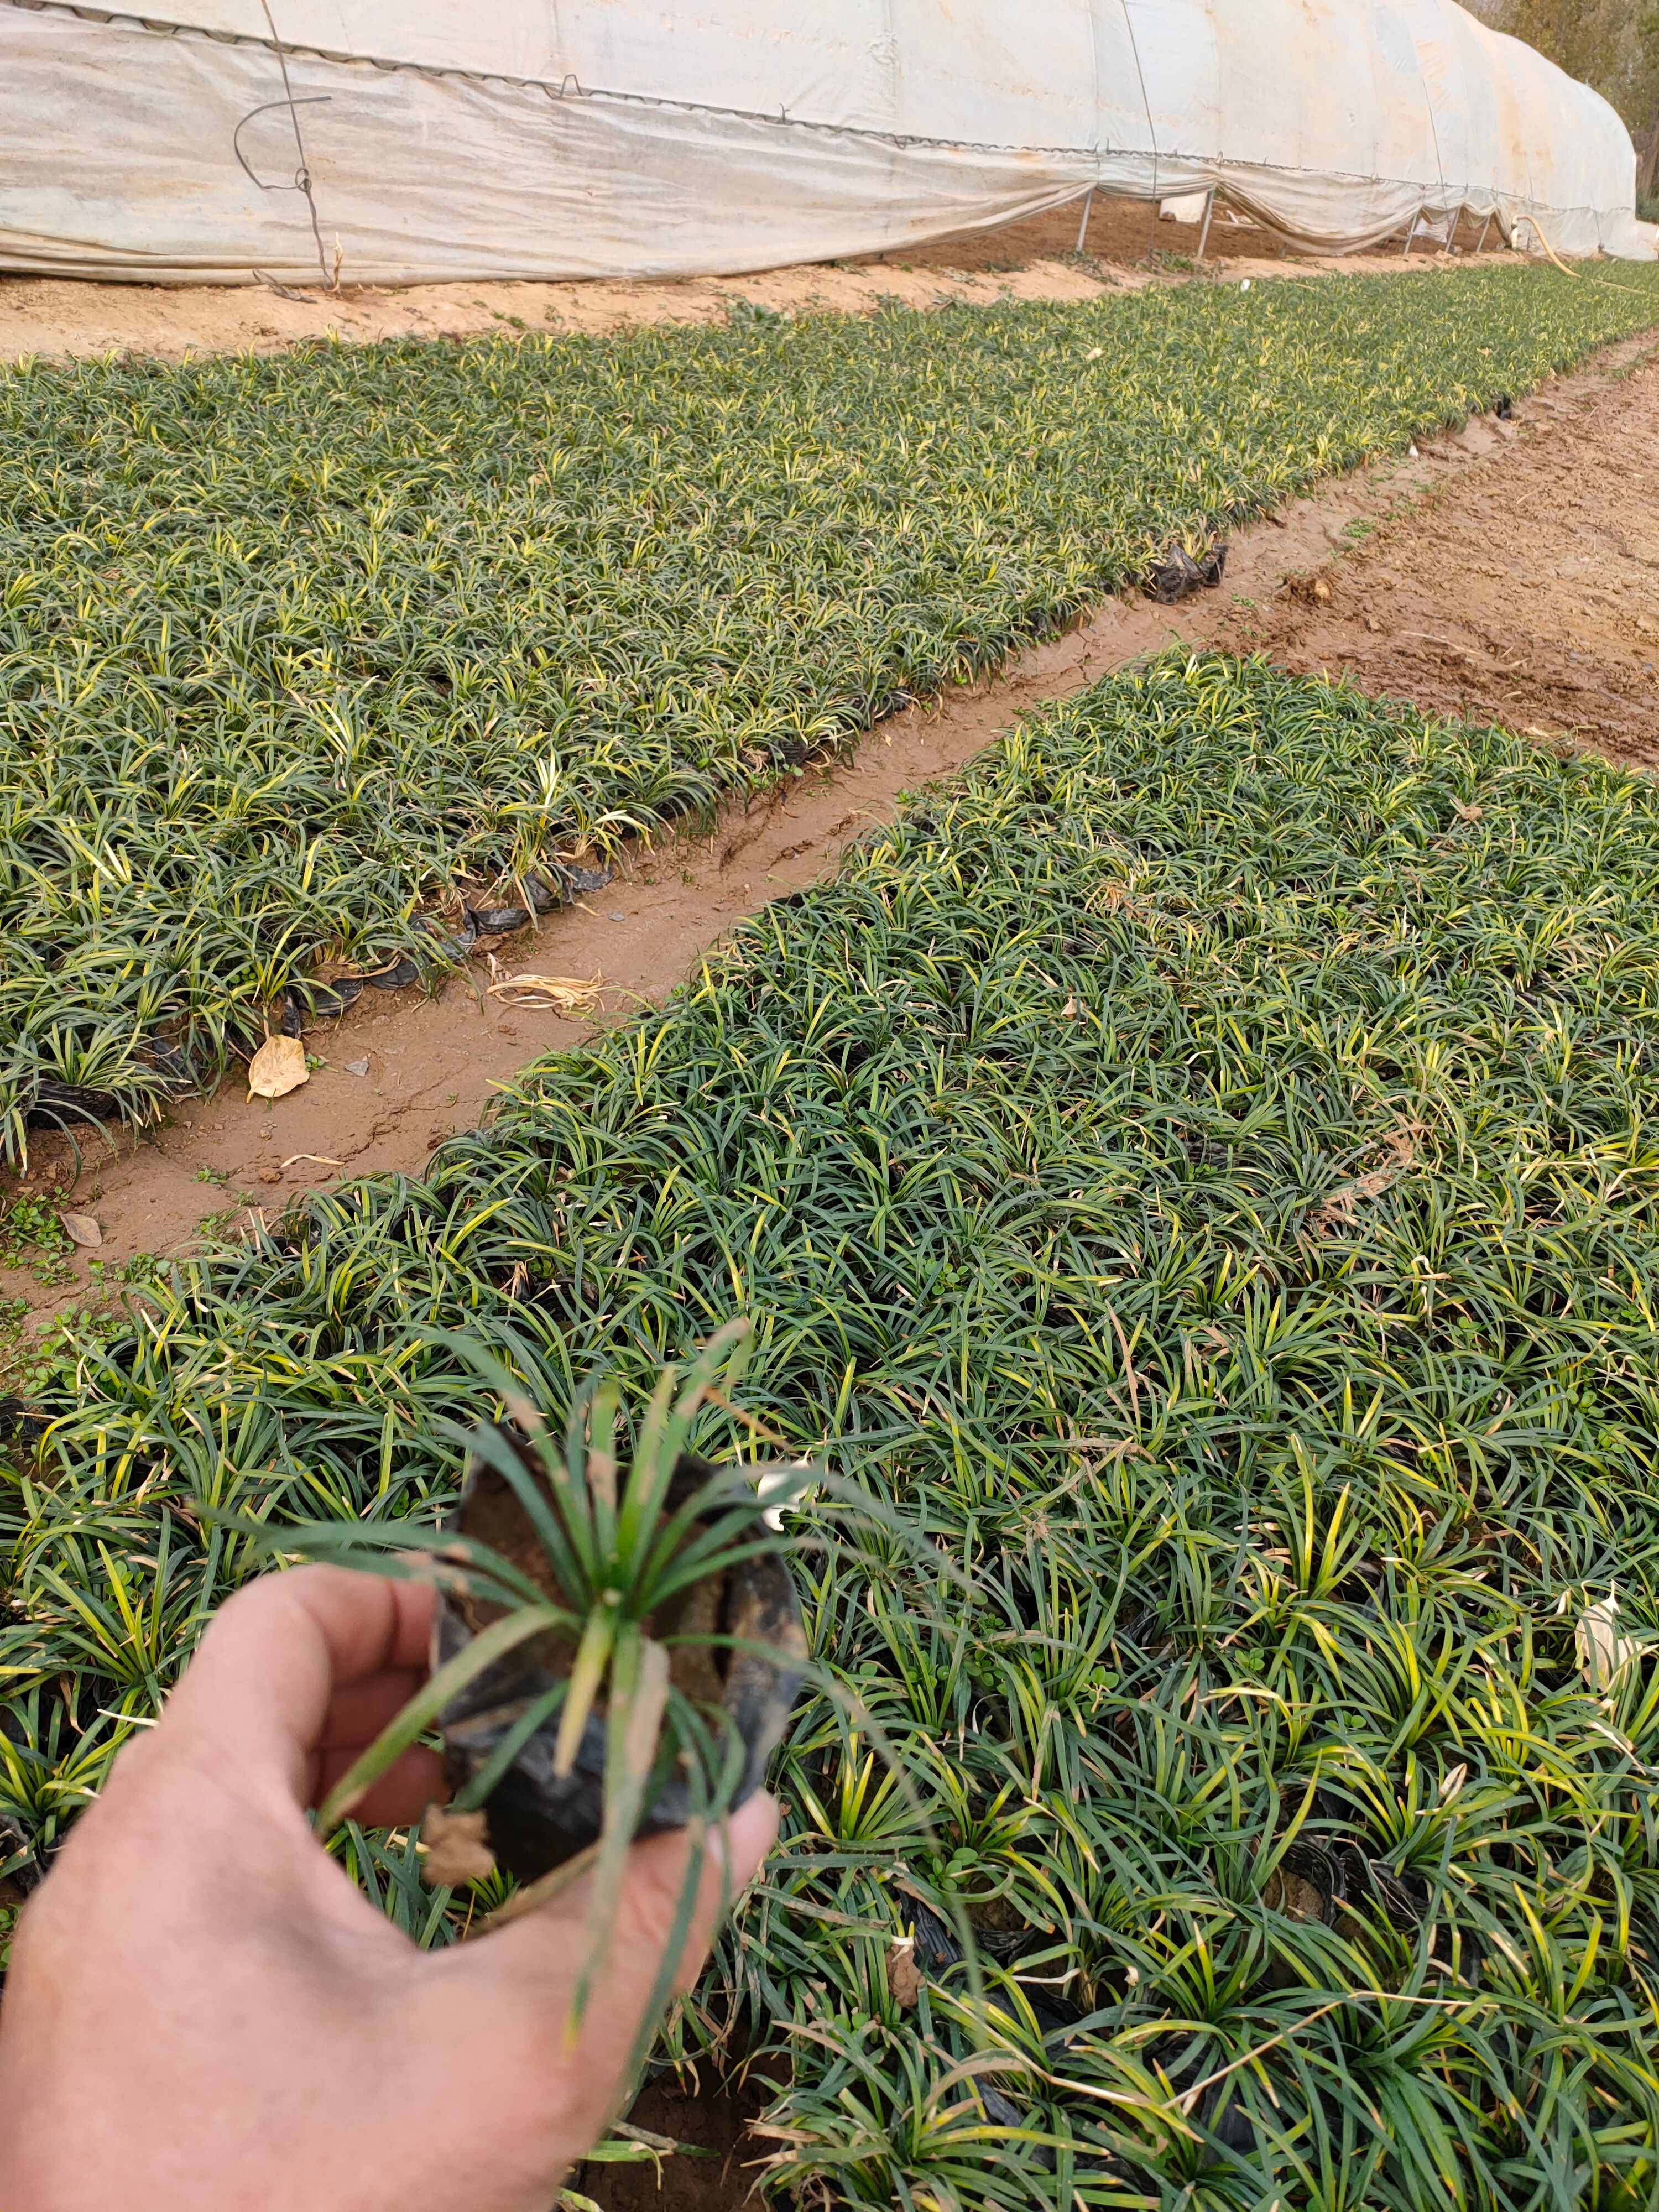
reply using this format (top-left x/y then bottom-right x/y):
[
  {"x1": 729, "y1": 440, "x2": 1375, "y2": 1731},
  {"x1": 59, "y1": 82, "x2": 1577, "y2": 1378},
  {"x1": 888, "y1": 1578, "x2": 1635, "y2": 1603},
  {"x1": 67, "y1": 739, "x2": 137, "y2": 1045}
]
[
  {"x1": 1147, "y1": 538, "x2": 1229, "y2": 602},
  {"x1": 433, "y1": 1433, "x2": 806, "y2": 1882},
  {"x1": 24, "y1": 1078, "x2": 122, "y2": 1127}
]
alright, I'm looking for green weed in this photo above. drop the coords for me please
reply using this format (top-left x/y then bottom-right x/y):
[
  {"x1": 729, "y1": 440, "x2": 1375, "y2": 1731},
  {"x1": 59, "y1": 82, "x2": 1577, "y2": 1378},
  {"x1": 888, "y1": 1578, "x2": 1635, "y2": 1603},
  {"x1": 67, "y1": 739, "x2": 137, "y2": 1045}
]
[
  {"x1": 0, "y1": 1199, "x2": 72, "y2": 1290},
  {"x1": 0, "y1": 1198, "x2": 66, "y2": 1265}
]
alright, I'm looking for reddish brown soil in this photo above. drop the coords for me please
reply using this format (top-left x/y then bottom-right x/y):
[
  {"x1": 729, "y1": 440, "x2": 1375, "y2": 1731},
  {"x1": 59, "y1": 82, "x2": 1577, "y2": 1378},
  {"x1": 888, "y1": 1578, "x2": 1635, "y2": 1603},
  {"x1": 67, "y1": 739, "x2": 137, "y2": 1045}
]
[
  {"x1": 1213, "y1": 342, "x2": 1659, "y2": 767},
  {"x1": 844, "y1": 191, "x2": 1499, "y2": 275},
  {"x1": 576, "y1": 2079, "x2": 773, "y2": 2212}
]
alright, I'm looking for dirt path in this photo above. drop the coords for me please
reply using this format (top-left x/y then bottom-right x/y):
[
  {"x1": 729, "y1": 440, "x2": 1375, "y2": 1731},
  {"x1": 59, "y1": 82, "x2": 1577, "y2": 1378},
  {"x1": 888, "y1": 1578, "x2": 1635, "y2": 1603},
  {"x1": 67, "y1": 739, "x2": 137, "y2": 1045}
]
[
  {"x1": 0, "y1": 193, "x2": 1517, "y2": 362},
  {"x1": 7, "y1": 328, "x2": 1654, "y2": 1339},
  {"x1": 1215, "y1": 345, "x2": 1659, "y2": 768}
]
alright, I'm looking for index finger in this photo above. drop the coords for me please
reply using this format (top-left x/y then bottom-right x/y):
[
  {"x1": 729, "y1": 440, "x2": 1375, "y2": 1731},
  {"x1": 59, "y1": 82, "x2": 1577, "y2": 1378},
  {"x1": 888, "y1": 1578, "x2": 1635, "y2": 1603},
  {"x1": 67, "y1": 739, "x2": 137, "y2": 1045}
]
[{"x1": 159, "y1": 1566, "x2": 435, "y2": 1803}]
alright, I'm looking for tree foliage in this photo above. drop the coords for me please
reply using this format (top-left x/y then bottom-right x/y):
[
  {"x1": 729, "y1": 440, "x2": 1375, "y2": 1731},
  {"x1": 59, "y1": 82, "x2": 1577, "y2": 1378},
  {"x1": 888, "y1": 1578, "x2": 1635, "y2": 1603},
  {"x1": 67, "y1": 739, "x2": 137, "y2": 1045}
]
[{"x1": 1474, "y1": 0, "x2": 1659, "y2": 196}]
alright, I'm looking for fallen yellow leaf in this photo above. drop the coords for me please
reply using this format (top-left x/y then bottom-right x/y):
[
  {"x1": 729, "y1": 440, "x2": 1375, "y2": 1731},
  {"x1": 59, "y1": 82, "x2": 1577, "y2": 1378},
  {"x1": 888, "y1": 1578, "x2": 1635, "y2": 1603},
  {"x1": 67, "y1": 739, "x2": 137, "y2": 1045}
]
[{"x1": 248, "y1": 1035, "x2": 309, "y2": 1100}]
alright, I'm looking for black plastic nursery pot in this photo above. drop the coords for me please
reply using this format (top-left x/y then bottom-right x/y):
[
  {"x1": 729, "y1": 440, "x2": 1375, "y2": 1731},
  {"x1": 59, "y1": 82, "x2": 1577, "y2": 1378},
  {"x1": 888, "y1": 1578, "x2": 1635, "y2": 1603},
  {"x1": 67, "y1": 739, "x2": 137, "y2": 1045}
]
[{"x1": 432, "y1": 1430, "x2": 807, "y2": 1881}]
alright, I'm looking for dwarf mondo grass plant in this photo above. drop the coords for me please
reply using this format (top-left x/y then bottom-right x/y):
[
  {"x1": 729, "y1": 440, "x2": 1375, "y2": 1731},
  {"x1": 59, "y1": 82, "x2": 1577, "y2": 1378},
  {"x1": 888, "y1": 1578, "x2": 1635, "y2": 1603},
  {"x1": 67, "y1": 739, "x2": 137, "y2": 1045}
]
[
  {"x1": 248, "y1": 1321, "x2": 810, "y2": 2045},
  {"x1": 14, "y1": 656, "x2": 1659, "y2": 2201},
  {"x1": 4, "y1": 264, "x2": 1659, "y2": 1159}
]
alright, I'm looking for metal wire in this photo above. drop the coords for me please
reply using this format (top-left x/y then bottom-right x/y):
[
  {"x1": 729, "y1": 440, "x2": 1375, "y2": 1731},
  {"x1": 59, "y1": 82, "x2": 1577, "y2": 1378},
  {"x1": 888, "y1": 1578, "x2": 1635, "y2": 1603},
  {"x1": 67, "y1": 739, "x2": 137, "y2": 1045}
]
[{"x1": 250, "y1": 0, "x2": 333, "y2": 290}]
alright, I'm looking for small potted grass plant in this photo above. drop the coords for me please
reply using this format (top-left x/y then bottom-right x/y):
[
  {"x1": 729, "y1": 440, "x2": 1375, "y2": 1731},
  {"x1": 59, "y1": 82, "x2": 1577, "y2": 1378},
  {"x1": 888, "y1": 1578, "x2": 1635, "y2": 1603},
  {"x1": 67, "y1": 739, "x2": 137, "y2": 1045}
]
[{"x1": 279, "y1": 1319, "x2": 808, "y2": 2035}]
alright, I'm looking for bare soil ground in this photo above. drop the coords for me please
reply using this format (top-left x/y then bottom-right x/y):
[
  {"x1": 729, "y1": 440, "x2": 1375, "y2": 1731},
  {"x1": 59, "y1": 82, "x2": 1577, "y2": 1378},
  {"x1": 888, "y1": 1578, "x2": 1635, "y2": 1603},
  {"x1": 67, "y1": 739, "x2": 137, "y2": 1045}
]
[
  {"x1": 1216, "y1": 345, "x2": 1659, "y2": 768},
  {"x1": 0, "y1": 193, "x2": 1509, "y2": 363},
  {"x1": 572, "y1": 2078, "x2": 773, "y2": 2212}
]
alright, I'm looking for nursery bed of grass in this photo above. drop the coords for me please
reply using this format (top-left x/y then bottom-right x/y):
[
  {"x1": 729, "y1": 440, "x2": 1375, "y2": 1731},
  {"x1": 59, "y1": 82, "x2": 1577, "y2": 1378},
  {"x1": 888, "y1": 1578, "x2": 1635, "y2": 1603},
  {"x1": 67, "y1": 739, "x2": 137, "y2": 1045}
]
[
  {"x1": 12, "y1": 654, "x2": 1659, "y2": 2205},
  {"x1": 4, "y1": 263, "x2": 1659, "y2": 1161}
]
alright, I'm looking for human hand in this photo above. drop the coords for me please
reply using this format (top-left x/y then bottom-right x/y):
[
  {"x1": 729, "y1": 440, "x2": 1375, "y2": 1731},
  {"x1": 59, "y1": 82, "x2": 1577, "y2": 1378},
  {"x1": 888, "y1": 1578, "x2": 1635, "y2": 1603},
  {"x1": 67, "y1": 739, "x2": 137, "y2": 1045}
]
[{"x1": 0, "y1": 1565, "x2": 777, "y2": 2212}]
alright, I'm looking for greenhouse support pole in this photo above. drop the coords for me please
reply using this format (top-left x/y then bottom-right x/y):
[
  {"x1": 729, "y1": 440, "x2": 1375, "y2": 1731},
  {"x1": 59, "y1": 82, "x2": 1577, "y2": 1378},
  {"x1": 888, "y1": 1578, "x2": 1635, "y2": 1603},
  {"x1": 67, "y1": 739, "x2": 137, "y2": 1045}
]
[
  {"x1": 1076, "y1": 187, "x2": 1095, "y2": 250},
  {"x1": 1196, "y1": 189, "x2": 1216, "y2": 259}
]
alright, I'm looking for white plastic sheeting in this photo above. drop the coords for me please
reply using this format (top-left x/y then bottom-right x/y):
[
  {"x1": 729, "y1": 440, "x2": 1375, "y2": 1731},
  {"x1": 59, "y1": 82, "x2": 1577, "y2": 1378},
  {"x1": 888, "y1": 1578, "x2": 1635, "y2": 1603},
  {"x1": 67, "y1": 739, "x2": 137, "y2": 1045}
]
[{"x1": 0, "y1": 0, "x2": 1651, "y2": 285}]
